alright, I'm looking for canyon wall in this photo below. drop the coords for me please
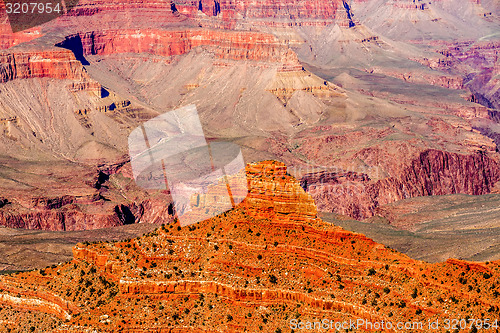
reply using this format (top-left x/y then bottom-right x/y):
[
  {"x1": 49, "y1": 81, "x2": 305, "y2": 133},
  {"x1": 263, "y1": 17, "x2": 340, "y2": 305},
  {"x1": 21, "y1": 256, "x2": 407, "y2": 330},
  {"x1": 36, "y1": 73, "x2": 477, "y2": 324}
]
[
  {"x1": 56, "y1": 29, "x2": 301, "y2": 70},
  {"x1": 0, "y1": 50, "x2": 86, "y2": 82},
  {"x1": 0, "y1": 193, "x2": 174, "y2": 231},
  {"x1": 416, "y1": 40, "x2": 500, "y2": 110},
  {"x1": 303, "y1": 149, "x2": 500, "y2": 219},
  {"x1": 0, "y1": 162, "x2": 175, "y2": 231},
  {"x1": 66, "y1": 0, "x2": 353, "y2": 28},
  {"x1": 0, "y1": 49, "x2": 101, "y2": 93}
]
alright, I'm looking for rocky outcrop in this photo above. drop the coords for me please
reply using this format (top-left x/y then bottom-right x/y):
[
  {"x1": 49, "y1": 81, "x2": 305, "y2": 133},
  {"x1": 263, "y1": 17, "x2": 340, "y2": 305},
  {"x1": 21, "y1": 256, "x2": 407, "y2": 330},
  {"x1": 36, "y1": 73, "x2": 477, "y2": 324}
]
[
  {"x1": 0, "y1": 293, "x2": 71, "y2": 321},
  {"x1": 266, "y1": 71, "x2": 345, "y2": 104},
  {"x1": 0, "y1": 162, "x2": 174, "y2": 231},
  {"x1": 0, "y1": 279, "x2": 77, "y2": 320},
  {"x1": 0, "y1": 194, "x2": 172, "y2": 231},
  {"x1": 415, "y1": 40, "x2": 500, "y2": 110},
  {"x1": 0, "y1": 50, "x2": 85, "y2": 81},
  {"x1": 303, "y1": 149, "x2": 500, "y2": 219},
  {"x1": 243, "y1": 161, "x2": 318, "y2": 221},
  {"x1": 368, "y1": 66, "x2": 464, "y2": 90},
  {"x1": 0, "y1": 193, "x2": 172, "y2": 231}
]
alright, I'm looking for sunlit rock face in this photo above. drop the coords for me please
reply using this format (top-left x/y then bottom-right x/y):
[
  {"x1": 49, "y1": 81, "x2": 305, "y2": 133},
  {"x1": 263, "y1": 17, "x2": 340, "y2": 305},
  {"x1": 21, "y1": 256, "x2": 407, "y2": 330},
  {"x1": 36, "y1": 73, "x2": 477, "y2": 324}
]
[{"x1": 0, "y1": 161, "x2": 498, "y2": 331}]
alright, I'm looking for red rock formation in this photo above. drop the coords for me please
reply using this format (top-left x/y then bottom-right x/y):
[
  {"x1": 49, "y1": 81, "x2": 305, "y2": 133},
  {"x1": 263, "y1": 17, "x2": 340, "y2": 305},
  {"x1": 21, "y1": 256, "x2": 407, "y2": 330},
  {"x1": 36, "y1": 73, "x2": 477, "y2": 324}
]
[
  {"x1": 303, "y1": 149, "x2": 500, "y2": 219},
  {"x1": 0, "y1": 293, "x2": 71, "y2": 321},
  {"x1": 0, "y1": 49, "x2": 101, "y2": 94},
  {"x1": 0, "y1": 279, "x2": 78, "y2": 319},
  {"x1": 56, "y1": 28, "x2": 301, "y2": 70},
  {"x1": 243, "y1": 161, "x2": 318, "y2": 221},
  {"x1": 0, "y1": 161, "x2": 498, "y2": 331},
  {"x1": 67, "y1": 0, "x2": 353, "y2": 28},
  {"x1": 0, "y1": 163, "x2": 175, "y2": 231},
  {"x1": 414, "y1": 40, "x2": 500, "y2": 109},
  {"x1": 0, "y1": 50, "x2": 85, "y2": 82}
]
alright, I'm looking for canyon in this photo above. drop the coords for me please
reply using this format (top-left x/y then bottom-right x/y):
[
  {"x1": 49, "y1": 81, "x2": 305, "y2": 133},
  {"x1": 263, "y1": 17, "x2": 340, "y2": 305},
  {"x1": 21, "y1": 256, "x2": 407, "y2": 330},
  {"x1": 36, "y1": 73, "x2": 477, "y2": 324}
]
[
  {"x1": 0, "y1": 0, "x2": 497, "y2": 243},
  {"x1": 0, "y1": 0, "x2": 499, "y2": 330},
  {"x1": 301, "y1": 149, "x2": 500, "y2": 219},
  {"x1": 65, "y1": 0, "x2": 355, "y2": 28},
  {"x1": 55, "y1": 28, "x2": 302, "y2": 70}
]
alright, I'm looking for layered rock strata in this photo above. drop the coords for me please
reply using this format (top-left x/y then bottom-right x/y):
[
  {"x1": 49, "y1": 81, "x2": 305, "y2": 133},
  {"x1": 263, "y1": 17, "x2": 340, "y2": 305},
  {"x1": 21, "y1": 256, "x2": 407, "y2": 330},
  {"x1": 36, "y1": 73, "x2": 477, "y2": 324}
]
[
  {"x1": 0, "y1": 49, "x2": 101, "y2": 94},
  {"x1": 56, "y1": 29, "x2": 302, "y2": 71},
  {"x1": 302, "y1": 149, "x2": 500, "y2": 219},
  {"x1": 0, "y1": 162, "x2": 174, "y2": 231},
  {"x1": 415, "y1": 40, "x2": 500, "y2": 110},
  {"x1": 65, "y1": 0, "x2": 354, "y2": 28},
  {"x1": 0, "y1": 161, "x2": 497, "y2": 332}
]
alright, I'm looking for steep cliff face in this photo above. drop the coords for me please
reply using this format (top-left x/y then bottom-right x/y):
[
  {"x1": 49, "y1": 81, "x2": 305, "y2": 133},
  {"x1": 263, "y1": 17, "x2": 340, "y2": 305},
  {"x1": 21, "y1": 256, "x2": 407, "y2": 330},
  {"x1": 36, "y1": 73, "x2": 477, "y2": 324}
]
[
  {"x1": 0, "y1": 161, "x2": 498, "y2": 331},
  {"x1": 0, "y1": 29, "x2": 301, "y2": 84},
  {"x1": 0, "y1": 50, "x2": 84, "y2": 81},
  {"x1": 66, "y1": 0, "x2": 353, "y2": 28},
  {"x1": 0, "y1": 49, "x2": 101, "y2": 94},
  {"x1": 243, "y1": 161, "x2": 318, "y2": 221},
  {"x1": 303, "y1": 149, "x2": 500, "y2": 219},
  {"x1": 56, "y1": 28, "x2": 301, "y2": 70},
  {"x1": 0, "y1": 163, "x2": 175, "y2": 231},
  {"x1": 0, "y1": 3, "x2": 305, "y2": 83}
]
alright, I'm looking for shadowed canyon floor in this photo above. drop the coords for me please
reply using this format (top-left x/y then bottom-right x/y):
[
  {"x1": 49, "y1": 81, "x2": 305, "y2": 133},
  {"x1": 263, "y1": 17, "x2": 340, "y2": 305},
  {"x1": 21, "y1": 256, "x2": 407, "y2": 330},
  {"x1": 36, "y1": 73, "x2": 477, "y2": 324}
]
[{"x1": 0, "y1": 161, "x2": 499, "y2": 332}]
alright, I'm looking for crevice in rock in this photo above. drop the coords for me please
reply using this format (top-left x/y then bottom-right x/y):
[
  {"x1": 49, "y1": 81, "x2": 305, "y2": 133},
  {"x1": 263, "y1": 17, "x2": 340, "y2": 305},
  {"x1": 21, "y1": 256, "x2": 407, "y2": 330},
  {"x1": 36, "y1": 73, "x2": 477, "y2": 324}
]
[
  {"x1": 342, "y1": 1, "x2": 355, "y2": 28},
  {"x1": 171, "y1": 1, "x2": 178, "y2": 13},
  {"x1": 213, "y1": 0, "x2": 221, "y2": 16},
  {"x1": 55, "y1": 35, "x2": 90, "y2": 66},
  {"x1": 114, "y1": 205, "x2": 136, "y2": 225}
]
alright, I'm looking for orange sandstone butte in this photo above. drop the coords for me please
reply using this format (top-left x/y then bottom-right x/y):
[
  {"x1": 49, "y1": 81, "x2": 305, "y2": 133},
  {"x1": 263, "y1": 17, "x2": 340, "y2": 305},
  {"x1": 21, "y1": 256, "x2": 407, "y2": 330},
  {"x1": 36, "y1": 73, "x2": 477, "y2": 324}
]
[{"x1": 0, "y1": 161, "x2": 498, "y2": 332}]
